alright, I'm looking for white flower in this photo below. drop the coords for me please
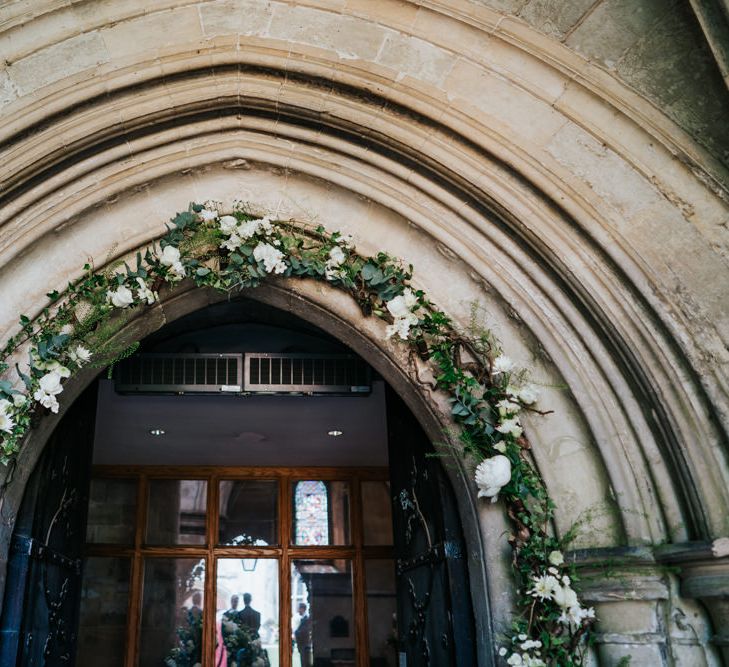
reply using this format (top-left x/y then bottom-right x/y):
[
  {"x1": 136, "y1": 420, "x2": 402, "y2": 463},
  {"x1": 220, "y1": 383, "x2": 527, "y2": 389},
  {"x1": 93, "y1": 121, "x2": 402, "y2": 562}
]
[
  {"x1": 33, "y1": 370, "x2": 65, "y2": 413},
  {"x1": 0, "y1": 410, "x2": 15, "y2": 434},
  {"x1": 562, "y1": 575, "x2": 571, "y2": 586},
  {"x1": 43, "y1": 360, "x2": 71, "y2": 378},
  {"x1": 507, "y1": 655, "x2": 524, "y2": 666},
  {"x1": 493, "y1": 441, "x2": 507, "y2": 453},
  {"x1": 520, "y1": 639, "x2": 542, "y2": 651},
  {"x1": 221, "y1": 234, "x2": 242, "y2": 252},
  {"x1": 495, "y1": 417, "x2": 523, "y2": 438},
  {"x1": 135, "y1": 278, "x2": 157, "y2": 305},
  {"x1": 474, "y1": 455, "x2": 511, "y2": 502},
  {"x1": 558, "y1": 604, "x2": 594, "y2": 627},
  {"x1": 237, "y1": 219, "x2": 261, "y2": 239},
  {"x1": 385, "y1": 289, "x2": 419, "y2": 341},
  {"x1": 107, "y1": 284, "x2": 134, "y2": 308},
  {"x1": 498, "y1": 648, "x2": 508, "y2": 657},
  {"x1": 528, "y1": 574, "x2": 559, "y2": 601},
  {"x1": 160, "y1": 244, "x2": 181, "y2": 266},
  {"x1": 159, "y1": 245, "x2": 186, "y2": 278},
  {"x1": 253, "y1": 242, "x2": 287, "y2": 274},
  {"x1": 0, "y1": 398, "x2": 12, "y2": 414},
  {"x1": 69, "y1": 345, "x2": 92, "y2": 366},
  {"x1": 552, "y1": 583, "x2": 578, "y2": 609},
  {"x1": 517, "y1": 634, "x2": 527, "y2": 641},
  {"x1": 219, "y1": 215, "x2": 238, "y2": 234},
  {"x1": 385, "y1": 318, "x2": 414, "y2": 340},
  {"x1": 517, "y1": 384, "x2": 540, "y2": 405},
  {"x1": 497, "y1": 399, "x2": 521, "y2": 416},
  {"x1": 386, "y1": 289, "x2": 418, "y2": 320},
  {"x1": 338, "y1": 233, "x2": 354, "y2": 249},
  {"x1": 328, "y1": 245, "x2": 346, "y2": 266},
  {"x1": 491, "y1": 355, "x2": 515, "y2": 376},
  {"x1": 12, "y1": 394, "x2": 27, "y2": 408},
  {"x1": 548, "y1": 550, "x2": 564, "y2": 566},
  {"x1": 199, "y1": 208, "x2": 218, "y2": 221}
]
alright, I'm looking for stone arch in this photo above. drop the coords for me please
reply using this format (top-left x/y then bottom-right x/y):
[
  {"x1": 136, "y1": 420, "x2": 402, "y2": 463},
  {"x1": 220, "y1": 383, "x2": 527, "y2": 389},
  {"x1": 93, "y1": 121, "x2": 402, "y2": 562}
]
[{"x1": 1, "y1": 2, "x2": 728, "y2": 663}]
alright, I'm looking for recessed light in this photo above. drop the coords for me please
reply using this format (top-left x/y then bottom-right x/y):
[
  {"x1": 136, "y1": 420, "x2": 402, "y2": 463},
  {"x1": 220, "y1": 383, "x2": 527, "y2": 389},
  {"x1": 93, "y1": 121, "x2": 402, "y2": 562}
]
[
  {"x1": 149, "y1": 428, "x2": 166, "y2": 436},
  {"x1": 327, "y1": 430, "x2": 343, "y2": 437}
]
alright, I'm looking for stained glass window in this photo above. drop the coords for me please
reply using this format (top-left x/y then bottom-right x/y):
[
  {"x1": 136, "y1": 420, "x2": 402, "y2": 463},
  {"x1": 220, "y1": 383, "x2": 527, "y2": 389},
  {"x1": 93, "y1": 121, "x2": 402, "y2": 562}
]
[{"x1": 294, "y1": 481, "x2": 329, "y2": 545}]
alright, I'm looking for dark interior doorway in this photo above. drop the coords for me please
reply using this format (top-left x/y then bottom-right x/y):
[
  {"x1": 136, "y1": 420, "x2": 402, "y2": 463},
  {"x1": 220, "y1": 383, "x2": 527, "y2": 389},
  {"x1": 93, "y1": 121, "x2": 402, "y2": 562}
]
[{"x1": 0, "y1": 299, "x2": 476, "y2": 667}]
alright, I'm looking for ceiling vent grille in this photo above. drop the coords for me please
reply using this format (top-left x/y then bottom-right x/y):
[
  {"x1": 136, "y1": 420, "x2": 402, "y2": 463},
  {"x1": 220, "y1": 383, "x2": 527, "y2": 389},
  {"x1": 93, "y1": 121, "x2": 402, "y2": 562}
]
[
  {"x1": 114, "y1": 353, "x2": 370, "y2": 395},
  {"x1": 245, "y1": 353, "x2": 370, "y2": 394}
]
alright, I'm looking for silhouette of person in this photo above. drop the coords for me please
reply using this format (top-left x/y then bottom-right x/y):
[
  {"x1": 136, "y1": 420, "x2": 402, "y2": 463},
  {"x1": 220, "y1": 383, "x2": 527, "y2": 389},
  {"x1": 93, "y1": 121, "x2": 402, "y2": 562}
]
[
  {"x1": 239, "y1": 592, "x2": 262, "y2": 634},
  {"x1": 189, "y1": 591, "x2": 203, "y2": 622},
  {"x1": 294, "y1": 602, "x2": 313, "y2": 667}
]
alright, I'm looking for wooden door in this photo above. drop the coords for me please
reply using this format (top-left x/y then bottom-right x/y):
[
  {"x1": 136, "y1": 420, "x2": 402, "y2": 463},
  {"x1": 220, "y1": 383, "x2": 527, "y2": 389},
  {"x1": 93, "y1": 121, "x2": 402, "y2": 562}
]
[
  {"x1": 0, "y1": 388, "x2": 96, "y2": 666},
  {"x1": 387, "y1": 388, "x2": 476, "y2": 667}
]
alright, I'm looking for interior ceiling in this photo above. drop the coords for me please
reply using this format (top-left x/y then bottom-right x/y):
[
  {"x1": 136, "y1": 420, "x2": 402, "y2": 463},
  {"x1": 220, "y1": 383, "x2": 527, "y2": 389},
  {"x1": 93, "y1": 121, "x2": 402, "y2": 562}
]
[
  {"x1": 94, "y1": 300, "x2": 389, "y2": 467},
  {"x1": 93, "y1": 379, "x2": 388, "y2": 467}
]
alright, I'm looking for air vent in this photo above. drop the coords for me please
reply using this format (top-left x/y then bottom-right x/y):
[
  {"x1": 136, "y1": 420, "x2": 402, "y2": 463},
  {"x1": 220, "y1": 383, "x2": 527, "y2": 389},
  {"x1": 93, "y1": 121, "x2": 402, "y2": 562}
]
[
  {"x1": 114, "y1": 354, "x2": 242, "y2": 393},
  {"x1": 114, "y1": 353, "x2": 371, "y2": 395},
  {"x1": 245, "y1": 353, "x2": 370, "y2": 394}
]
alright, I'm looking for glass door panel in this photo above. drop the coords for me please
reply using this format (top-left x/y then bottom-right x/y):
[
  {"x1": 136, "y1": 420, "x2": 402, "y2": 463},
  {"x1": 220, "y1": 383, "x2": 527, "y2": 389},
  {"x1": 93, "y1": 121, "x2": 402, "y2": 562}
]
[
  {"x1": 291, "y1": 559, "x2": 355, "y2": 667},
  {"x1": 219, "y1": 479, "x2": 279, "y2": 546},
  {"x1": 365, "y1": 560, "x2": 398, "y2": 667},
  {"x1": 292, "y1": 481, "x2": 350, "y2": 546},
  {"x1": 139, "y1": 557, "x2": 206, "y2": 667},
  {"x1": 216, "y1": 558, "x2": 279, "y2": 667},
  {"x1": 76, "y1": 557, "x2": 131, "y2": 667},
  {"x1": 86, "y1": 478, "x2": 137, "y2": 544},
  {"x1": 146, "y1": 479, "x2": 208, "y2": 545}
]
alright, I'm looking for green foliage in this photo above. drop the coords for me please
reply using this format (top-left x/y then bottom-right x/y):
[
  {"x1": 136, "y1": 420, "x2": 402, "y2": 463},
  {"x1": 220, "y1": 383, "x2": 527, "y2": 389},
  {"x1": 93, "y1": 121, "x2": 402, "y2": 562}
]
[{"x1": 0, "y1": 204, "x2": 593, "y2": 666}]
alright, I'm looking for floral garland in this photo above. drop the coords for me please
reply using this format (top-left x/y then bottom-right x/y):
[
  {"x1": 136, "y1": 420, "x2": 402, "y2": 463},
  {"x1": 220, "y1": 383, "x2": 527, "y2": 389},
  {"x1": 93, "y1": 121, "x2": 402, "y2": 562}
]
[{"x1": 0, "y1": 202, "x2": 594, "y2": 665}]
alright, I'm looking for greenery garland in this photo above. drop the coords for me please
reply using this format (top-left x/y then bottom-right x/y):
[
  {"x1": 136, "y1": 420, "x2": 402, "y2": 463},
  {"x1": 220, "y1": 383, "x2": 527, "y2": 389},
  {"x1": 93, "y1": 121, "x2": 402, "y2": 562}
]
[{"x1": 0, "y1": 202, "x2": 595, "y2": 665}]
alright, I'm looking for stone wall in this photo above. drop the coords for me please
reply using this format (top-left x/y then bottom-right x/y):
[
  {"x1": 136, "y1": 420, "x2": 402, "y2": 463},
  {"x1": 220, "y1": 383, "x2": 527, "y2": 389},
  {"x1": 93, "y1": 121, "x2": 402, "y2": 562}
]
[{"x1": 0, "y1": 1, "x2": 728, "y2": 664}]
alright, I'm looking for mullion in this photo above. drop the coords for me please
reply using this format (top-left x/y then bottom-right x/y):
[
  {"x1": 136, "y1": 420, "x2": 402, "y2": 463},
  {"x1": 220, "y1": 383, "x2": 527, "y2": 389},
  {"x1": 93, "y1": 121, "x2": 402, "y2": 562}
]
[{"x1": 84, "y1": 466, "x2": 390, "y2": 667}]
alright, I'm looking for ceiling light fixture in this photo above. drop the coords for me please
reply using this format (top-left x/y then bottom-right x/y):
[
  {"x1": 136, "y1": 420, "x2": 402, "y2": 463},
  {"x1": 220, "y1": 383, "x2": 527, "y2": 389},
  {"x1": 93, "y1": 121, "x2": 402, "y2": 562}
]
[
  {"x1": 149, "y1": 428, "x2": 166, "y2": 436},
  {"x1": 327, "y1": 429, "x2": 343, "y2": 437}
]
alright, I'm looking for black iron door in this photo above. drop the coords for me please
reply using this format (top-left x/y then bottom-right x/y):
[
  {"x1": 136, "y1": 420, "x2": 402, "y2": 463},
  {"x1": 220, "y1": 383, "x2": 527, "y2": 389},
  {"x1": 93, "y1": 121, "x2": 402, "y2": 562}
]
[
  {"x1": 0, "y1": 387, "x2": 96, "y2": 666},
  {"x1": 387, "y1": 388, "x2": 476, "y2": 667}
]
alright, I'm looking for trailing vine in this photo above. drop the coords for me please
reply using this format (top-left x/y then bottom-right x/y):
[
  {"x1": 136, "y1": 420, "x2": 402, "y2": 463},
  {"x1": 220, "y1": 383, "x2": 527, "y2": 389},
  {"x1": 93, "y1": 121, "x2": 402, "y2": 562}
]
[{"x1": 0, "y1": 202, "x2": 594, "y2": 665}]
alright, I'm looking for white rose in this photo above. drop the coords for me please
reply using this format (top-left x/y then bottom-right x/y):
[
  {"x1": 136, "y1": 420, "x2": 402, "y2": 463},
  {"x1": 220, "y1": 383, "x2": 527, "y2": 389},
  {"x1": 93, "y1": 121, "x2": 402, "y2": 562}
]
[
  {"x1": 328, "y1": 245, "x2": 346, "y2": 266},
  {"x1": 496, "y1": 399, "x2": 520, "y2": 417},
  {"x1": 491, "y1": 355, "x2": 515, "y2": 376},
  {"x1": 107, "y1": 284, "x2": 134, "y2": 308},
  {"x1": 12, "y1": 394, "x2": 27, "y2": 408},
  {"x1": 219, "y1": 215, "x2": 238, "y2": 234},
  {"x1": 507, "y1": 655, "x2": 524, "y2": 667},
  {"x1": 495, "y1": 417, "x2": 523, "y2": 438},
  {"x1": 160, "y1": 245, "x2": 181, "y2": 267},
  {"x1": 385, "y1": 317, "x2": 414, "y2": 341},
  {"x1": 39, "y1": 371, "x2": 64, "y2": 396},
  {"x1": 135, "y1": 277, "x2": 157, "y2": 305},
  {"x1": 386, "y1": 289, "x2": 418, "y2": 320},
  {"x1": 33, "y1": 370, "x2": 64, "y2": 414},
  {"x1": 221, "y1": 234, "x2": 242, "y2": 251},
  {"x1": 518, "y1": 385, "x2": 539, "y2": 405},
  {"x1": 552, "y1": 583, "x2": 578, "y2": 609},
  {"x1": 253, "y1": 242, "x2": 287, "y2": 274},
  {"x1": 548, "y1": 550, "x2": 564, "y2": 566},
  {"x1": 0, "y1": 398, "x2": 11, "y2": 414},
  {"x1": 199, "y1": 208, "x2": 218, "y2": 221},
  {"x1": 474, "y1": 455, "x2": 511, "y2": 502}
]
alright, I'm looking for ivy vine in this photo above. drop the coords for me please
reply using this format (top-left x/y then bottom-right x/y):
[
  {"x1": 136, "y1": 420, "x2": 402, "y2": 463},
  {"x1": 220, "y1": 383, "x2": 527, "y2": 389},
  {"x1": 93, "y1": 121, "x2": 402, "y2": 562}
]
[{"x1": 0, "y1": 202, "x2": 594, "y2": 665}]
